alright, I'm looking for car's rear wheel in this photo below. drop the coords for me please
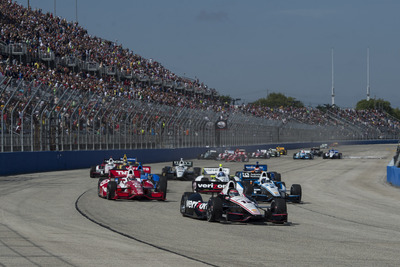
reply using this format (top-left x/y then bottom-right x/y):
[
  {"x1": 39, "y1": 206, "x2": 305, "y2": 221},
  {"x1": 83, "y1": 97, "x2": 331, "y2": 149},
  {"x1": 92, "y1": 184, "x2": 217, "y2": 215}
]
[
  {"x1": 90, "y1": 166, "x2": 96, "y2": 178},
  {"x1": 290, "y1": 184, "x2": 302, "y2": 203},
  {"x1": 157, "y1": 176, "x2": 168, "y2": 201},
  {"x1": 244, "y1": 181, "x2": 254, "y2": 196}
]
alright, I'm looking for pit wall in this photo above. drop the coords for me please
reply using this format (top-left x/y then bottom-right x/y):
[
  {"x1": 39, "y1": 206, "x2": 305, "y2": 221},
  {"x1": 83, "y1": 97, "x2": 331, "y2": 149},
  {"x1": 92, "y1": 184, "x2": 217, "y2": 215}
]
[{"x1": 0, "y1": 140, "x2": 398, "y2": 187}]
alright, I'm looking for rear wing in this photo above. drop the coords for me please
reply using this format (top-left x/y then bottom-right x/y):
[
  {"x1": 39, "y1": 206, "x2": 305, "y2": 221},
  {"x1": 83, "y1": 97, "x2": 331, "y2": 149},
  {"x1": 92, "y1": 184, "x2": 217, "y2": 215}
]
[
  {"x1": 202, "y1": 167, "x2": 230, "y2": 175},
  {"x1": 243, "y1": 164, "x2": 268, "y2": 171},
  {"x1": 173, "y1": 160, "x2": 193, "y2": 167},
  {"x1": 109, "y1": 166, "x2": 151, "y2": 178},
  {"x1": 193, "y1": 180, "x2": 227, "y2": 194},
  {"x1": 236, "y1": 171, "x2": 262, "y2": 182}
]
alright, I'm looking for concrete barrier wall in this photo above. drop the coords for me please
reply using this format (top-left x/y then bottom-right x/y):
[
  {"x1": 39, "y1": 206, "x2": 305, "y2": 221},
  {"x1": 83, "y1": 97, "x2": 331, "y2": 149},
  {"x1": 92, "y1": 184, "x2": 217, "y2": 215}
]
[
  {"x1": 0, "y1": 139, "x2": 398, "y2": 177},
  {"x1": 386, "y1": 166, "x2": 400, "y2": 186}
]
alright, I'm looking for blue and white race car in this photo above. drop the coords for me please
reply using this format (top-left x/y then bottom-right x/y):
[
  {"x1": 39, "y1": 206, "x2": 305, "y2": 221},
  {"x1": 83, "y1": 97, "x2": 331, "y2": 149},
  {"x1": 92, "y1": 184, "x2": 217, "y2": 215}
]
[
  {"x1": 323, "y1": 149, "x2": 343, "y2": 159},
  {"x1": 235, "y1": 163, "x2": 302, "y2": 203},
  {"x1": 293, "y1": 150, "x2": 314, "y2": 160}
]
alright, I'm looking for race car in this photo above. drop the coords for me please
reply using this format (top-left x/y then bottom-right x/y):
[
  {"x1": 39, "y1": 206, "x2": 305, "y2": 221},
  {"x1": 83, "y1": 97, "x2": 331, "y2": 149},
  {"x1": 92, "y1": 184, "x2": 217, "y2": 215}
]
[
  {"x1": 161, "y1": 158, "x2": 201, "y2": 180},
  {"x1": 267, "y1": 148, "x2": 281, "y2": 157},
  {"x1": 197, "y1": 150, "x2": 219, "y2": 160},
  {"x1": 217, "y1": 150, "x2": 235, "y2": 161},
  {"x1": 98, "y1": 165, "x2": 167, "y2": 201},
  {"x1": 293, "y1": 150, "x2": 314, "y2": 159},
  {"x1": 223, "y1": 148, "x2": 249, "y2": 162},
  {"x1": 323, "y1": 149, "x2": 343, "y2": 159},
  {"x1": 192, "y1": 164, "x2": 232, "y2": 193},
  {"x1": 250, "y1": 149, "x2": 271, "y2": 159},
  {"x1": 276, "y1": 146, "x2": 287, "y2": 155},
  {"x1": 310, "y1": 147, "x2": 324, "y2": 157},
  {"x1": 235, "y1": 163, "x2": 302, "y2": 203},
  {"x1": 89, "y1": 155, "x2": 137, "y2": 178},
  {"x1": 180, "y1": 180, "x2": 287, "y2": 224}
]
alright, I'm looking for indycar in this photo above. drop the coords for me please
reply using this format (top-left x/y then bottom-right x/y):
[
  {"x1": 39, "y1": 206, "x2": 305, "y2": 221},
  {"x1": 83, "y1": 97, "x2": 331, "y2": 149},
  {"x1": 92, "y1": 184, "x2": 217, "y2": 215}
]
[
  {"x1": 90, "y1": 155, "x2": 137, "y2": 178},
  {"x1": 161, "y1": 158, "x2": 201, "y2": 180},
  {"x1": 293, "y1": 150, "x2": 314, "y2": 160},
  {"x1": 276, "y1": 146, "x2": 287, "y2": 155},
  {"x1": 181, "y1": 180, "x2": 287, "y2": 224},
  {"x1": 197, "y1": 149, "x2": 219, "y2": 160},
  {"x1": 235, "y1": 163, "x2": 302, "y2": 203},
  {"x1": 98, "y1": 164, "x2": 167, "y2": 201},
  {"x1": 250, "y1": 149, "x2": 271, "y2": 159},
  {"x1": 192, "y1": 164, "x2": 232, "y2": 193},
  {"x1": 224, "y1": 149, "x2": 249, "y2": 162},
  {"x1": 217, "y1": 150, "x2": 235, "y2": 161},
  {"x1": 310, "y1": 147, "x2": 324, "y2": 157},
  {"x1": 323, "y1": 149, "x2": 343, "y2": 159},
  {"x1": 267, "y1": 148, "x2": 281, "y2": 157}
]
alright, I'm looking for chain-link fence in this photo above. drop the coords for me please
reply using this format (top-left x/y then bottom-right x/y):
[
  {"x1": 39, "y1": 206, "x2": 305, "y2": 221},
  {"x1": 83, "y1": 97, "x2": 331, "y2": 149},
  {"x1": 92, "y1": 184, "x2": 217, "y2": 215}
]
[{"x1": 1, "y1": 78, "x2": 397, "y2": 153}]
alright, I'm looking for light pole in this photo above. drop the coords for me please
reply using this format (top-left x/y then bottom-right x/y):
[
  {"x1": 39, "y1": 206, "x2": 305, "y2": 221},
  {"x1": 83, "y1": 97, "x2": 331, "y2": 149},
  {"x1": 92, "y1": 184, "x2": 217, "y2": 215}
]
[{"x1": 76, "y1": 0, "x2": 78, "y2": 22}]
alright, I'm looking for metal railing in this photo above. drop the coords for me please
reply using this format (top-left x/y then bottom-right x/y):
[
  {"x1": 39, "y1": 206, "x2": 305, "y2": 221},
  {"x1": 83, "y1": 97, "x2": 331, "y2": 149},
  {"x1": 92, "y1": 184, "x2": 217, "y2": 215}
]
[{"x1": 1, "y1": 79, "x2": 397, "y2": 153}]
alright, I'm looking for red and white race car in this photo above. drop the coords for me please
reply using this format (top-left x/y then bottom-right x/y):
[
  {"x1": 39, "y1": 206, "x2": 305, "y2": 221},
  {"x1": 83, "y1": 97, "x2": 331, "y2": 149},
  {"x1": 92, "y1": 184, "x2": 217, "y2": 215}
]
[
  {"x1": 97, "y1": 165, "x2": 167, "y2": 201},
  {"x1": 90, "y1": 155, "x2": 138, "y2": 178}
]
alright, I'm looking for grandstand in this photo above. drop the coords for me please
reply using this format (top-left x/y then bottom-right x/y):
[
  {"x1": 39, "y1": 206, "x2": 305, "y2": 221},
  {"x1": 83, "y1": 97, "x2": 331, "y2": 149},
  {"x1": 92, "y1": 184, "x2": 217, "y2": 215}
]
[{"x1": 0, "y1": 0, "x2": 398, "y2": 152}]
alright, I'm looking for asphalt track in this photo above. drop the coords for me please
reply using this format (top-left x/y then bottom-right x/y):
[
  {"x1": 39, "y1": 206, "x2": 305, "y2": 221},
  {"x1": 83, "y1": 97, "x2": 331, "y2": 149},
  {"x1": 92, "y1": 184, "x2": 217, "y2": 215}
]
[{"x1": 1, "y1": 144, "x2": 400, "y2": 266}]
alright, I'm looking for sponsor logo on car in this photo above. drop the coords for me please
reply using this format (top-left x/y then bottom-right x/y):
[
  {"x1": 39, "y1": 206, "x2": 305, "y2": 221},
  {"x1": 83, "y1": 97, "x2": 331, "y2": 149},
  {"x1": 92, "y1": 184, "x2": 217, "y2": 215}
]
[{"x1": 186, "y1": 200, "x2": 207, "y2": 210}]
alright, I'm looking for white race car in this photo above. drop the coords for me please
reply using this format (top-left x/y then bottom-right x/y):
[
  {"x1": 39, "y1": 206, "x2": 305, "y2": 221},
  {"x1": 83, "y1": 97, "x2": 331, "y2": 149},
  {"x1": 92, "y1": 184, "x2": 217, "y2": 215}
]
[{"x1": 162, "y1": 158, "x2": 201, "y2": 180}]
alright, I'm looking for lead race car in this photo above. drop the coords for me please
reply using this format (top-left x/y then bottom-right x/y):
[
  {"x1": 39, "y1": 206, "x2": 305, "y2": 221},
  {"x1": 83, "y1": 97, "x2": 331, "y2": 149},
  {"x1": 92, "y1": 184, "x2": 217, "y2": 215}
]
[
  {"x1": 161, "y1": 158, "x2": 201, "y2": 180},
  {"x1": 323, "y1": 149, "x2": 343, "y2": 159},
  {"x1": 98, "y1": 164, "x2": 167, "y2": 201},
  {"x1": 181, "y1": 180, "x2": 287, "y2": 224},
  {"x1": 235, "y1": 163, "x2": 302, "y2": 203}
]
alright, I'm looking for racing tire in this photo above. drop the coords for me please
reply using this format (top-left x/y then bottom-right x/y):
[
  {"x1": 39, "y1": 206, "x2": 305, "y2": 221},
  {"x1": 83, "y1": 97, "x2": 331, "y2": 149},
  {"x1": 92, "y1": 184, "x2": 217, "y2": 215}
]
[
  {"x1": 338, "y1": 153, "x2": 343, "y2": 159},
  {"x1": 193, "y1": 167, "x2": 201, "y2": 178},
  {"x1": 290, "y1": 184, "x2": 302, "y2": 203},
  {"x1": 157, "y1": 176, "x2": 168, "y2": 201},
  {"x1": 271, "y1": 198, "x2": 287, "y2": 214},
  {"x1": 90, "y1": 166, "x2": 96, "y2": 178},
  {"x1": 293, "y1": 153, "x2": 297, "y2": 159},
  {"x1": 206, "y1": 197, "x2": 222, "y2": 222},
  {"x1": 180, "y1": 192, "x2": 192, "y2": 215},
  {"x1": 243, "y1": 181, "x2": 254, "y2": 196},
  {"x1": 106, "y1": 181, "x2": 117, "y2": 200},
  {"x1": 269, "y1": 172, "x2": 281, "y2": 182}
]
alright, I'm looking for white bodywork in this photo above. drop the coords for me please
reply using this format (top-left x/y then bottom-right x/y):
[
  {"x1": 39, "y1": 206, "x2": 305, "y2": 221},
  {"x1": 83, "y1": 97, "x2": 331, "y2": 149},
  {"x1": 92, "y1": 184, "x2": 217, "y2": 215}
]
[
  {"x1": 222, "y1": 181, "x2": 263, "y2": 216},
  {"x1": 195, "y1": 165, "x2": 230, "y2": 182},
  {"x1": 257, "y1": 172, "x2": 284, "y2": 197}
]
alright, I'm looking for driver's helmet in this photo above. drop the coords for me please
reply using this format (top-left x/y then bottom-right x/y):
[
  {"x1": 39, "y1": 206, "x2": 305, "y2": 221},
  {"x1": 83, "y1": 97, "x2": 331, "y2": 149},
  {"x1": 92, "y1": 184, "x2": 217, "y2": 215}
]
[
  {"x1": 217, "y1": 171, "x2": 225, "y2": 177},
  {"x1": 127, "y1": 170, "x2": 135, "y2": 179},
  {"x1": 228, "y1": 189, "x2": 239, "y2": 197}
]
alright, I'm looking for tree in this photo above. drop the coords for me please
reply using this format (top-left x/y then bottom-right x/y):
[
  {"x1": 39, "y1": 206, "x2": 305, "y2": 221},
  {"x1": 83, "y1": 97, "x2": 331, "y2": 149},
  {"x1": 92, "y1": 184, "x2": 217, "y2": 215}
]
[
  {"x1": 356, "y1": 99, "x2": 392, "y2": 113},
  {"x1": 356, "y1": 99, "x2": 400, "y2": 120},
  {"x1": 252, "y1": 92, "x2": 304, "y2": 108}
]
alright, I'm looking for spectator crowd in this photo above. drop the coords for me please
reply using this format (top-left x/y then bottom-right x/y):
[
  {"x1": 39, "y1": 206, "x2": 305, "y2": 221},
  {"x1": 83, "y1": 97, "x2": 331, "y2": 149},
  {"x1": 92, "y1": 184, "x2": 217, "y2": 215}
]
[{"x1": 0, "y1": 0, "x2": 399, "y2": 143}]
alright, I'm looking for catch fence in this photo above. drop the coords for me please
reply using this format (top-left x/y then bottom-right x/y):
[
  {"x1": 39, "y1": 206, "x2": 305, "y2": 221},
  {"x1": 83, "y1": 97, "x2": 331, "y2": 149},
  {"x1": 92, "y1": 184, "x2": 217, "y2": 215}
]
[{"x1": 0, "y1": 78, "x2": 396, "y2": 152}]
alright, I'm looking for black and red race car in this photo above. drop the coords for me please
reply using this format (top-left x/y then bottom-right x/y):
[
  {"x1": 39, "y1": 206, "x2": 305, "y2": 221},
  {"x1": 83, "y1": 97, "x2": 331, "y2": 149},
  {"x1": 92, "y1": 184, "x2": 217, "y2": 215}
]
[
  {"x1": 180, "y1": 180, "x2": 287, "y2": 224},
  {"x1": 98, "y1": 165, "x2": 167, "y2": 201}
]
